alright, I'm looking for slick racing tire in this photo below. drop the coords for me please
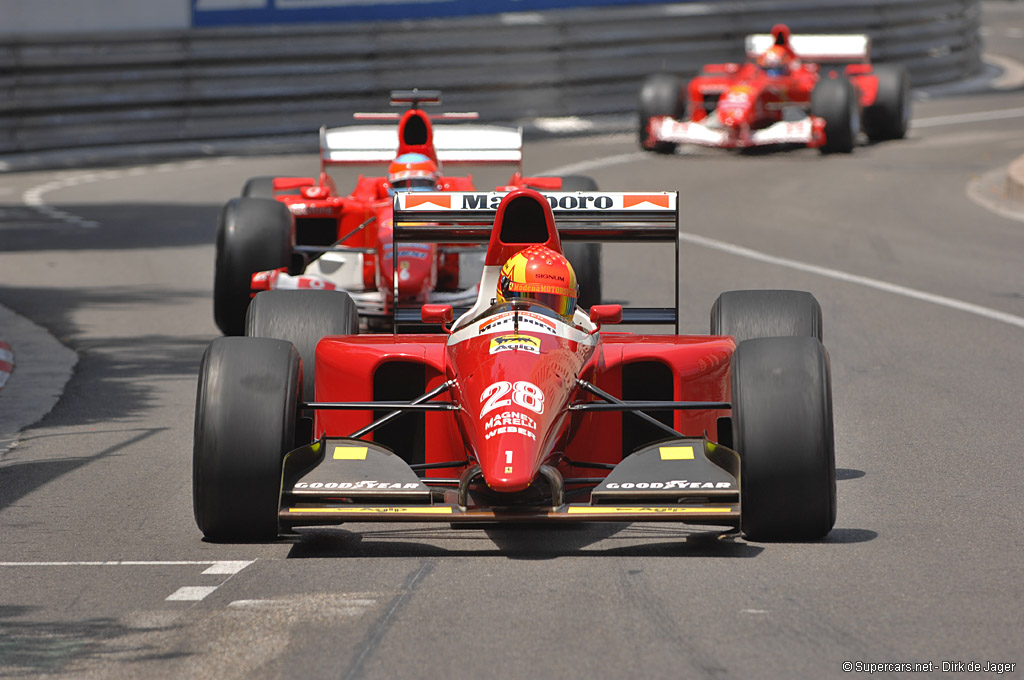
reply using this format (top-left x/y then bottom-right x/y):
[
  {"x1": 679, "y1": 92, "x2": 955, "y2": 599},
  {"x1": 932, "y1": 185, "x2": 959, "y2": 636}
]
[
  {"x1": 558, "y1": 175, "x2": 603, "y2": 312},
  {"x1": 213, "y1": 197, "x2": 293, "y2": 336},
  {"x1": 811, "y1": 75, "x2": 859, "y2": 154},
  {"x1": 862, "y1": 65, "x2": 910, "y2": 142},
  {"x1": 193, "y1": 337, "x2": 301, "y2": 542},
  {"x1": 638, "y1": 73, "x2": 686, "y2": 154},
  {"x1": 710, "y1": 290, "x2": 822, "y2": 343},
  {"x1": 241, "y1": 176, "x2": 303, "y2": 198},
  {"x1": 245, "y1": 289, "x2": 360, "y2": 402},
  {"x1": 731, "y1": 336, "x2": 836, "y2": 541}
]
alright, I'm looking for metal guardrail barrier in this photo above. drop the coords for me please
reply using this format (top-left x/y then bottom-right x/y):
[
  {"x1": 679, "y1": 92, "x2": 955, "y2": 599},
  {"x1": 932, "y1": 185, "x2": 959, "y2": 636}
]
[{"x1": 0, "y1": 0, "x2": 982, "y2": 157}]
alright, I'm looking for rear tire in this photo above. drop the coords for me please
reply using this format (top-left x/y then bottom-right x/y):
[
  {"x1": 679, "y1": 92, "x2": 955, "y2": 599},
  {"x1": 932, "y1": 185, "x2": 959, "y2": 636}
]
[
  {"x1": 558, "y1": 175, "x2": 603, "y2": 311},
  {"x1": 863, "y1": 65, "x2": 910, "y2": 142},
  {"x1": 639, "y1": 74, "x2": 686, "y2": 154},
  {"x1": 245, "y1": 289, "x2": 360, "y2": 402},
  {"x1": 732, "y1": 336, "x2": 836, "y2": 541},
  {"x1": 711, "y1": 290, "x2": 822, "y2": 342},
  {"x1": 213, "y1": 197, "x2": 293, "y2": 336},
  {"x1": 193, "y1": 337, "x2": 300, "y2": 542},
  {"x1": 811, "y1": 76, "x2": 859, "y2": 154}
]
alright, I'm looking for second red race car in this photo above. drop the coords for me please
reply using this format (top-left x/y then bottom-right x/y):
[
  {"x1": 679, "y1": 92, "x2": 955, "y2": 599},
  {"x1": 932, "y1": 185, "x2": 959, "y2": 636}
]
[
  {"x1": 193, "y1": 188, "x2": 837, "y2": 546},
  {"x1": 213, "y1": 90, "x2": 602, "y2": 337},
  {"x1": 639, "y1": 24, "x2": 910, "y2": 154}
]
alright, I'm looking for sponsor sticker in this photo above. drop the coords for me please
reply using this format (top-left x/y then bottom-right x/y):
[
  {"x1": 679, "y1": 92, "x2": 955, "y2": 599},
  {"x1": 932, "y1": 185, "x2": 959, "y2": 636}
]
[
  {"x1": 294, "y1": 481, "x2": 422, "y2": 490},
  {"x1": 483, "y1": 410, "x2": 538, "y2": 441},
  {"x1": 489, "y1": 334, "x2": 540, "y2": 355},
  {"x1": 333, "y1": 446, "x2": 367, "y2": 460},
  {"x1": 603, "y1": 480, "x2": 732, "y2": 490},
  {"x1": 659, "y1": 446, "x2": 694, "y2": 460}
]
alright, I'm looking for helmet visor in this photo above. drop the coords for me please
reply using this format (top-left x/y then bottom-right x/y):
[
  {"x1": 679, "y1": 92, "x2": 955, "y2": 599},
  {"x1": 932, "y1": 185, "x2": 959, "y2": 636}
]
[{"x1": 500, "y1": 285, "x2": 577, "y2": 318}]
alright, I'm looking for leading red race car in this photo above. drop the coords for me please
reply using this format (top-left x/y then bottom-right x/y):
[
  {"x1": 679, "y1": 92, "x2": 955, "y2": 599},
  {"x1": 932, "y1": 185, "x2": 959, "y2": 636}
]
[
  {"x1": 639, "y1": 24, "x2": 910, "y2": 154},
  {"x1": 193, "y1": 188, "x2": 837, "y2": 544},
  {"x1": 213, "y1": 90, "x2": 602, "y2": 337}
]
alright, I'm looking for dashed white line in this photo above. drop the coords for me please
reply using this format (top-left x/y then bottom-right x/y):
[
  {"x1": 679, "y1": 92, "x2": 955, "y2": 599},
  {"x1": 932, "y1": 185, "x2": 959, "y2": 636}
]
[
  {"x1": 0, "y1": 559, "x2": 257, "y2": 603},
  {"x1": 166, "y1": 586, "x2": 220, "y2": 601}
]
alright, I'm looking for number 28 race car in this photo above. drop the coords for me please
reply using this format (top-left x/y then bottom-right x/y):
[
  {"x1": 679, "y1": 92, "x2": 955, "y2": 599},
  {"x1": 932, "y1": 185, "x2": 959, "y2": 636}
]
[
  {"x1": 213, "y1": 90, "x2": 602, "y2": 337},
  {"x1": 194, "y1": 188, "x2": 836, "y2": 544},
  {"x1": 639, "y1": 24, "x2": 910, "y2": 154}
]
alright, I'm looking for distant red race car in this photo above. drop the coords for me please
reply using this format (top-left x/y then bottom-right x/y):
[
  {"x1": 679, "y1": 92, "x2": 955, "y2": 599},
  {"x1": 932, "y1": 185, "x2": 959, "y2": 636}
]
[
  {"x1": 639, "y1": 24, "x2": 910, "y2": 154},
  {"x1": 193, "y1": 188, "x2": 837, "y2": 545},
  {"x1": 213, "y1": 90, "x2": 602, "y2": 337}
]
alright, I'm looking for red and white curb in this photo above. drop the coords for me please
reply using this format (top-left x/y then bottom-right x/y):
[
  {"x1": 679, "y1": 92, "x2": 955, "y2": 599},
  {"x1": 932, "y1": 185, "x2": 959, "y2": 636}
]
[{"x1": 0, "y1": 341, "x2": 13, "y2": 390}]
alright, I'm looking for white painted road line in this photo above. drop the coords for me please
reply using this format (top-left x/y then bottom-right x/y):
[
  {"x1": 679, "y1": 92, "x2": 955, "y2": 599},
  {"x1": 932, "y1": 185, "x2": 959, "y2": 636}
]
[
  {"x1": 0, "y1": 560, "x2": 256, "y2": 569},
  {"x1": 911, "y1": 106, "x2": 1024, "y2": 129},
  {"x1": 676, "y1": 232, "x2": 1024, "y2": 330},
  {"x1": 166, "y1": 586, "x2": 220, "y2": 602}
]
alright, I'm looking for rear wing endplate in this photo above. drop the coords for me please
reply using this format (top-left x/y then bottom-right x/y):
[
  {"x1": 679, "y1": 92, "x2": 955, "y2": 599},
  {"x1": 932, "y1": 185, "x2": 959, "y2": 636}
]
[
  {"x1": 745, "y1": 33, "x2": 870, "y2": 63},
  {"x1": 393, "y1": 191, "x2": 680, "y2": 330},
  {"x1": 320, "y1": 125, "x2": 523, "y2": 165}
]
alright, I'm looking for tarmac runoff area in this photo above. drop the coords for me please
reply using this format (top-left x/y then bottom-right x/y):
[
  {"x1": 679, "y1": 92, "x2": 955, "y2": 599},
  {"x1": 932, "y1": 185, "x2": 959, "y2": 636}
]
[{"x1": 1008, "y1": 154, "x2": 1024, "y2": 204}]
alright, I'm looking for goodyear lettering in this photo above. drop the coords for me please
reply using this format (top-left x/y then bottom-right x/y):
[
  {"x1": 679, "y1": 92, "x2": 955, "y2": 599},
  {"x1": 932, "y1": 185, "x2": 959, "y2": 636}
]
[
  {"x1": 604, "y1": 481, "x2": 732, "y2": 490},
  {"x1": 294, "y1": 481, "x2": 423, "y2": 490}
]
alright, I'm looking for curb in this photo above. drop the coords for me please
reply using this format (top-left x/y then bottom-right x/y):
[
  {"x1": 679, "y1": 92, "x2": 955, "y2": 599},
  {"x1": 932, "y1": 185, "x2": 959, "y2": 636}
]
[
  {"x1": 0, "y1": 341, "x2": 12, "y2": 390},
  {"x1": 1006, "y1": 154, "x2": 1024, "y2": 206},
  {"x1": 0, "y1": 305, "x2": 78, "y2": 456}
]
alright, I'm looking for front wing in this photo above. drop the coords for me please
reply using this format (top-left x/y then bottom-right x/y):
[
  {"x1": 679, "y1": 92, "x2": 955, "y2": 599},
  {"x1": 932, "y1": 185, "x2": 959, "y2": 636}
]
[
  {"x1": 277, "y1": 436, "x2": 740, "y2": 528},
  {"x1": 647, "y1": 115, "x2": 825, "y2": 149}
]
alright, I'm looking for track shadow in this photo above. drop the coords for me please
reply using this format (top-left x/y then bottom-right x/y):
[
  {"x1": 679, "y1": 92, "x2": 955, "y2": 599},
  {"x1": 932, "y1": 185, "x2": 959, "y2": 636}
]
[
  {"x1": 0, "y1": 607, "x2": 188, "y2": 677},
  {"x1": 0, "y1": 203, "x2": 218, "y2": 253},
  {"x1": 0, "y1": 428, "x2": 166, "y2": 513}
]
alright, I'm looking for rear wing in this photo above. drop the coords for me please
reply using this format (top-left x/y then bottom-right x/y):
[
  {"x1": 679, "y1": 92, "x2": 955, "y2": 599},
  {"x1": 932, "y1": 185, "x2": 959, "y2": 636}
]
[
  {"x1": 393, "y1": 191, "x2": 680, "y2": 330},
  {"x1": 319, "y1": 124, "x2": 523, "y2": 165},
  {"x1": 745, "y1": 33, "x2": 870, "y2": 64}
]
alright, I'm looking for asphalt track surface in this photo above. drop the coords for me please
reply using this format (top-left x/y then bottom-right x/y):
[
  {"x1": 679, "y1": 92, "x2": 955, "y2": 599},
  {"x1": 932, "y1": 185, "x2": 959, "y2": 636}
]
[{"x1": 2, "y1": 7, "x2": 1024, "y2": 680}]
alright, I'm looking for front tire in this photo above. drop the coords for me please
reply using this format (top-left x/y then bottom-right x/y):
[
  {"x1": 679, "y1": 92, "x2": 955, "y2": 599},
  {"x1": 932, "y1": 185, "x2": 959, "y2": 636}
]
[
  {"x1": 213, "y1": 197, "x2": 293, "y2": 336},
  {"x1": 193, "y1": 337, "x2": 301, "y2": 542},
  {"x1": 638, "y1": 74, "x2": 686, "y2": 154},
  {"x1": 863, "y1": 65, "x2": 910, "y2": 142},
  {"x1": 245, "y1": 289, "x2": 360, "y2": 402},
  {"x1": 732, "y1": 336, "x2": 836, "y2": 541},
  {"x1": 812, "y1": 75, "x2": 859, "y2": 154}
]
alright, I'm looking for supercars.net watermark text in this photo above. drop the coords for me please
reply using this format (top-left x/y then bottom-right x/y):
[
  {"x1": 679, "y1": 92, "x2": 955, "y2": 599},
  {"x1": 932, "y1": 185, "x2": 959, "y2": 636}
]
[{"x1": 842, "y1": 661, "x2": 1016, "y2": 674}]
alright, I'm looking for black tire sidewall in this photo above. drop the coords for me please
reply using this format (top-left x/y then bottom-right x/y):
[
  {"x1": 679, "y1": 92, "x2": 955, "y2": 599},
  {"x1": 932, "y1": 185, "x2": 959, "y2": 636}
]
[
  {"x1": 193, "y1": 337, "x2": 300, "y2": 541},
  {"x1": 213, "y1": 197, "x2": 293, "y2": 336},
  {"x1": 732, "y1": 337, "x2": 836, "y2": 541},
  {"x1": 245, "y1": 289, "x2": 360, "y2": 402}
]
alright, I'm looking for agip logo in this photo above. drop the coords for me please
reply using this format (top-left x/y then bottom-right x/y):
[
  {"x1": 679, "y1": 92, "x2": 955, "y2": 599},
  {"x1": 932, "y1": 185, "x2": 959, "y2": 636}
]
[{"x1": 489, "y1": 334, "x2": 540, "y2": 355}]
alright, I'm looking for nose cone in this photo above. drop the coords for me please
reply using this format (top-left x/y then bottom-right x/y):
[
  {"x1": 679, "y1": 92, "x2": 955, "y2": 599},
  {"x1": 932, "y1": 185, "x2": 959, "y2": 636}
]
[{"x1": 477, "y1": 411, "x2": 542, "y2": 493}]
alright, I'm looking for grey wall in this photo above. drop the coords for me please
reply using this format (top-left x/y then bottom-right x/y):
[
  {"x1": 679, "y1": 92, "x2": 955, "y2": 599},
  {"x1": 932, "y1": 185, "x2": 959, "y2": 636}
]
[{"x1": 0, "y1": 0, "x2": 983, "y2": 159}]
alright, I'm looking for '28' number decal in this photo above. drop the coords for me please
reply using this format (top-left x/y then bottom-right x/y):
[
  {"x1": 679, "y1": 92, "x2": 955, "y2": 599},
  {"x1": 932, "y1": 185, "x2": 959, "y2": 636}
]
[{"x1": 480, "y1": 381, "x2": 544, "y2": 417}]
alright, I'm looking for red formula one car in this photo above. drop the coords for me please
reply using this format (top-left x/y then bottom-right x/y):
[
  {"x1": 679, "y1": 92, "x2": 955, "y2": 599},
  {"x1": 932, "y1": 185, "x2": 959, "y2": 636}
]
[
  {"x1": 213, "y1": 90, "x2": 602, "y2": 337},
  {"x1": 639, "y1": 24, "x2": 910, "y2": 154},
  {"x1": 194, "y1": 188, "x2": 837, "y2": 544}
]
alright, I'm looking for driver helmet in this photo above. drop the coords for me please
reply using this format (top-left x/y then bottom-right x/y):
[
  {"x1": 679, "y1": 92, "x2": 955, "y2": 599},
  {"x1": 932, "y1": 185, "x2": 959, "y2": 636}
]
[
  {"x1": 758, "y1": 46, "x2": 791, "y2": 77},
  {"x1": 387, "y1": 152, "x2": 440, "y2": 194},
  {"x1": 496, "y1": 244, "x2": 578, "y2": 320}
]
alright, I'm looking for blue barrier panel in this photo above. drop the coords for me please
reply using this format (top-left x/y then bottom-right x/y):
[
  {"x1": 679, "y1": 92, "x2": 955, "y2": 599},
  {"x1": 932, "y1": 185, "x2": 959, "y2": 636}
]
[{"x1": 192, "y1": 0, "x2": 704, "y2": 27}]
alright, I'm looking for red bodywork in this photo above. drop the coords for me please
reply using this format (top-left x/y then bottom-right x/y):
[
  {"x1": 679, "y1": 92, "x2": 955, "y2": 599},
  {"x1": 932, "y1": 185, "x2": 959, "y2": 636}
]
[
  {"x1": 643, "y1": 24, "x2": 885, "y2": 150},
  {"x1": 254, "y1": 101, "x2": 562, "y2": 321},
  {"x1": 279, "y1": 189, "x2": 740, "y2": 526}
]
